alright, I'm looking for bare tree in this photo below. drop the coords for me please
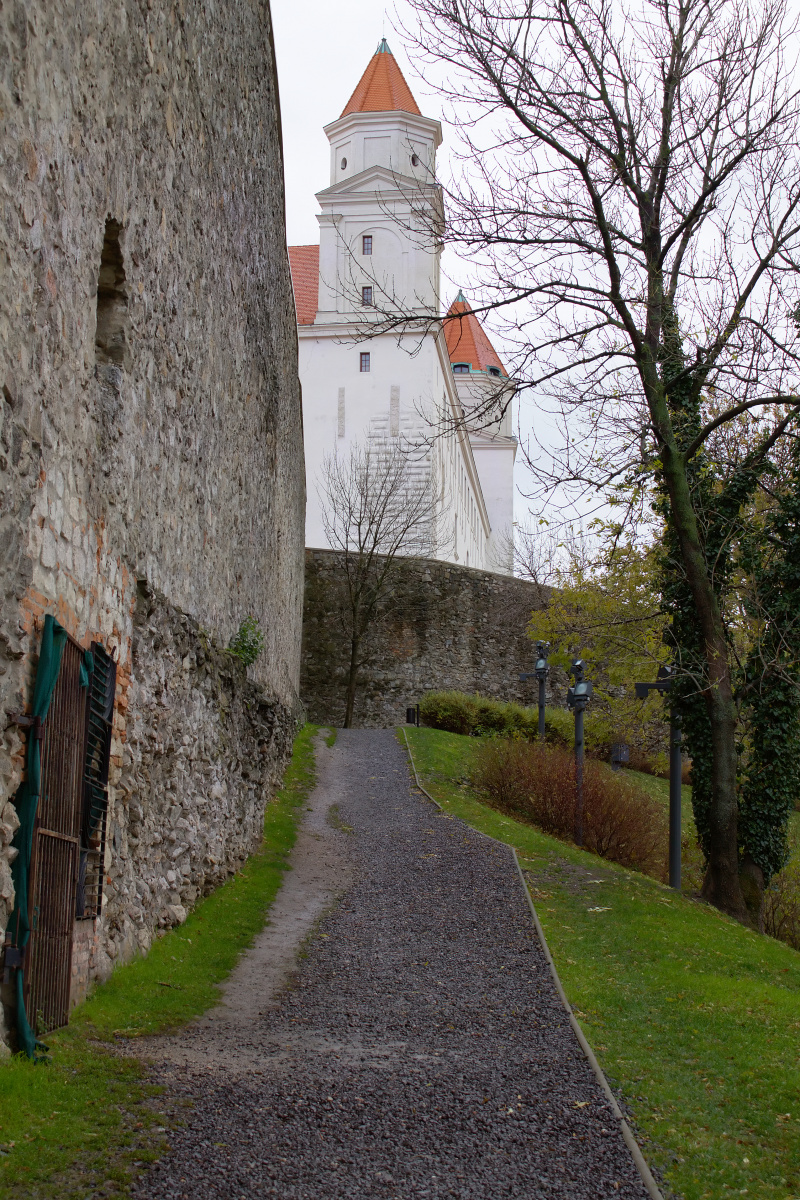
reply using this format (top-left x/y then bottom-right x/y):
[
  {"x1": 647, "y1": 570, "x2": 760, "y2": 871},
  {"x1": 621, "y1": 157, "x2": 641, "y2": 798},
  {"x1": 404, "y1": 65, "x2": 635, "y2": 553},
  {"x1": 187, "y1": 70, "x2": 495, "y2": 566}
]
[
  {"x1": 397, "y1": 0, "x2": 800, "y2": 920},
  {"x1": 320, "y1": 440, "x2": 439, "y2": 728}
]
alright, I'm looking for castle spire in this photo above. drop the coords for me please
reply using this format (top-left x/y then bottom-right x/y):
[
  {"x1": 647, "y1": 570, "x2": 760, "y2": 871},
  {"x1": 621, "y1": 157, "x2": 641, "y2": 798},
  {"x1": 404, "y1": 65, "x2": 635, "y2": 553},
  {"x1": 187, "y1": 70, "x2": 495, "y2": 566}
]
[{"x1": 340, "y1": 40, "x2": 422, "y2": 117}]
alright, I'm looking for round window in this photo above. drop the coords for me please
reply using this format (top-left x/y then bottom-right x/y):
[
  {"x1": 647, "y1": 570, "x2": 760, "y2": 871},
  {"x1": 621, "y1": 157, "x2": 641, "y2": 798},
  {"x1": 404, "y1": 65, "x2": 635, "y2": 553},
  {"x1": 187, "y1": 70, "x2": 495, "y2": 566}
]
[
  {"x1": 411, "y1": 154, "x2": 419, "y2": 166},
  {"x1": 340, "y1": 157, "x2": 348, "y2": 170}
]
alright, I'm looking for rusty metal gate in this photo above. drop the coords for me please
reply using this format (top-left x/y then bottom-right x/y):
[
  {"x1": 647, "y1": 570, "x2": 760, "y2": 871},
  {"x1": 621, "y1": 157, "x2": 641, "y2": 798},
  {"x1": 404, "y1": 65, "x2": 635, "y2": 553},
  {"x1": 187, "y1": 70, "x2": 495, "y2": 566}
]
[
  {"x1": 24, "y1": 638, "x2": 115, "y2": 1036},
  {"x1": 24, "y1": 638, "x2": 84, "y2": 1035}
]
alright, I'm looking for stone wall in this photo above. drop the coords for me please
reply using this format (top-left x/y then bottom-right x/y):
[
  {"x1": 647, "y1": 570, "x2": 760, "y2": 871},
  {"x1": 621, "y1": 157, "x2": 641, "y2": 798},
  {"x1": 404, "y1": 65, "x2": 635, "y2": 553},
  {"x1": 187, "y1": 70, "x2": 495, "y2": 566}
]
[
  {"x1": 0, "y1": 0, "x2": 305, "y2": 1048},
  {"x1": 76, "y1": 582, "x2": 296, "y2": 997},
  {"x1": 301, "y1": 549, "x2": 566, "y2": 727}
]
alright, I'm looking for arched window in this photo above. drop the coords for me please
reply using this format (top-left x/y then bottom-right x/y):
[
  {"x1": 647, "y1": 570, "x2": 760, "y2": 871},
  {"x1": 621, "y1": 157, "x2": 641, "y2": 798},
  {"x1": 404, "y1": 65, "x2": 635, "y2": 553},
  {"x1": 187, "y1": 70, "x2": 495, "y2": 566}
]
[{"x1": 488, "y1": 366, "x2": 501, "y2": 378}]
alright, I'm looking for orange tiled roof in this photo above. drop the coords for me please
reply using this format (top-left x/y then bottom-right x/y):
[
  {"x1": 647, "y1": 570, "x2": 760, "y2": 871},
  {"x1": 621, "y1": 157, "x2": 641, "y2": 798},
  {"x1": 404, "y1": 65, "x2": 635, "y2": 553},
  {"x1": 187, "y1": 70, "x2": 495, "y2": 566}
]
[
  {"x1": 341, "y1": 39, "x2": 421, "y2": 117},
  {"x1": 288, "y1": 245, "x2": 319, "y2": 326},
  {"x1": 444, "y1": 293, "x2": 506, "y2": 375}
]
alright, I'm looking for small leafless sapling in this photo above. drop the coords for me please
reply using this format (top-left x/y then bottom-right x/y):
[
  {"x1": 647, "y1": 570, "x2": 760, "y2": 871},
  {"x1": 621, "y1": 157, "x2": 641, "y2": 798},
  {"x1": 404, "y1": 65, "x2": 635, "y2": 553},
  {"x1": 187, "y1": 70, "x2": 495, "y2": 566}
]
[{"x1": 319, "y1": 440, "x2": 438, "y2": 728}]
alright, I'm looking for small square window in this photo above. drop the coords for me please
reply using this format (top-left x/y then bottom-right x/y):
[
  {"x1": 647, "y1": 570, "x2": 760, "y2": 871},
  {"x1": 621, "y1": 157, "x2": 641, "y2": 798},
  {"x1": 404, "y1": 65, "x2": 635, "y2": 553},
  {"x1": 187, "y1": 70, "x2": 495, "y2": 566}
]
[
  {"x1": 362, "y1": 286, "x2": 373, "y2": 307},
  {"x1": 363, "y1": 235, "x2": 373, "y2": 255},
  {"x1": 360, "y1": 352, "x2": 371, "y2": 372}
]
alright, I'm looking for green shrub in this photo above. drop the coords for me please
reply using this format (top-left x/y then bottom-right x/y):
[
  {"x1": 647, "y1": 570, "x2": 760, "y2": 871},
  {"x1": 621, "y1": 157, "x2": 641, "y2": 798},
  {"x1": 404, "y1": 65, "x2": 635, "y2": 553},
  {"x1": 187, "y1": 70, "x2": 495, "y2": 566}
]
[
  {"x1": 418, "y1": 690, "x2": 478, "y2": 735},
  {"x1": 420, "y1": 690, "x2": 622, "y2": 758},
  {"x1": 419, "y1": 690, "x2": 539, "y2": 738},
  {"x1": 473, "y1": 696, "x2": 536, "y2": 737},
  {"x1": 228, "y1": 614, "x2": 265, "y2": 667},
  {"x1": 542, "y1": 705, "x2": 572, "y2": 746}
]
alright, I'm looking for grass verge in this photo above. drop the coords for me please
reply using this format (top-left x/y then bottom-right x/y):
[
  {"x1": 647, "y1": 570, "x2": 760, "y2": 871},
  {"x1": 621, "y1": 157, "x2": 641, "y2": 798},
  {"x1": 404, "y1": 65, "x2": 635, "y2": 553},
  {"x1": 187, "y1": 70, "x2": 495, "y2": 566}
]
[
  {"x1": 403, "y1": 726, "x2": 800, "y2": 1200},
  {"x1": 0, "y1": 722, "x2": 318, "y2": 1199}
]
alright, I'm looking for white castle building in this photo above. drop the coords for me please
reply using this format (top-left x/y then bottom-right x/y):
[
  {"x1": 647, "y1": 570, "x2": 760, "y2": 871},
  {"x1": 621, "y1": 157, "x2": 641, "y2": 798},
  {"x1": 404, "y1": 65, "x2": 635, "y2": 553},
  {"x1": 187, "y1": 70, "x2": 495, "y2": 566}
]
[{"x1": 288, "y1": 40, "x2": 516, "y2": 574}]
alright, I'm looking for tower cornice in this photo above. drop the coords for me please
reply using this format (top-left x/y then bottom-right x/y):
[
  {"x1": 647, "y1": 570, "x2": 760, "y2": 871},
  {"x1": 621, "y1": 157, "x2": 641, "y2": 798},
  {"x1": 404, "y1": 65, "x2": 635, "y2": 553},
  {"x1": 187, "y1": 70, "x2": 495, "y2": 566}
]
[{"x1": 323, "y1": 108, "x2": 442, "y2": 149}]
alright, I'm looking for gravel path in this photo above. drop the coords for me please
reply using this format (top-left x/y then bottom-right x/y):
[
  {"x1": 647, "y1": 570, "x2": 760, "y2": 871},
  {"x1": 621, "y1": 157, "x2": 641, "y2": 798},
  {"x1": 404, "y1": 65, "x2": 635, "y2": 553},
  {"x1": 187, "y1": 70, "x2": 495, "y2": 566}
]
[{"x1": 136, "y1": 729, "x2": 648, "y2": 1199}]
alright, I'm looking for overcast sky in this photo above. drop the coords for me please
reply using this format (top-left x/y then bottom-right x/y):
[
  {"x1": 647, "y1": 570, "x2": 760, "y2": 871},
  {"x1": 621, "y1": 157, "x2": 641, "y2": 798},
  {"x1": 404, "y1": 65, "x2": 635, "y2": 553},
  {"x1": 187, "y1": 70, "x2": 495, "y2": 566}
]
[
  {"x1": 271, "y1": 0, "x2": 551, "y2": 535},
  {"x1": 272, "y1": 1, "x2": 439, "y2": 247}
]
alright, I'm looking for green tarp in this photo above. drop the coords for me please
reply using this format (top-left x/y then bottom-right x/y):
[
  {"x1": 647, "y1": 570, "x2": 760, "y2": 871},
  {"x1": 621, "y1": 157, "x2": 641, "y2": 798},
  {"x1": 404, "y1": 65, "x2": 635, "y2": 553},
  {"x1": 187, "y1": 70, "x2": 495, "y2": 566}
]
[{"x1": 8, "y1": 614, "x2": 68, "y2": 1058}]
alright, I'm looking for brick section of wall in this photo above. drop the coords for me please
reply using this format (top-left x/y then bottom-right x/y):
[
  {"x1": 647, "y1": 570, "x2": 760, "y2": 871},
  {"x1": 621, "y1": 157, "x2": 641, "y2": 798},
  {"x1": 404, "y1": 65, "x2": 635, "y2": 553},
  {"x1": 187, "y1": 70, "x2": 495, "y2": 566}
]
[
  {"x1": 0, "y1": 2, "x2": 305, "y2": 1049},
  {"x1": 84, "y1": 583, "x2": 295, "y2": 986},
  {"x1": 301, "y1": 549, "x2": 566, "y2": 728}
]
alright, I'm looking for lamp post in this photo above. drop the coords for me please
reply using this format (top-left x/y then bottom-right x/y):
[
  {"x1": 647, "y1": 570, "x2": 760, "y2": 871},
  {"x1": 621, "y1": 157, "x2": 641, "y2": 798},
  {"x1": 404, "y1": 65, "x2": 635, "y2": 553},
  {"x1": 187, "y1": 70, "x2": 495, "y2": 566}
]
[
  {"x1": 520, "y1": 641, "x2": 550, "y2": 739},
  {"x1": 634, "y1": 665, "x2": 681, "y2": 891},
  {"x1": 567, "y1": 658, "x2": 593, "y2": 847}
]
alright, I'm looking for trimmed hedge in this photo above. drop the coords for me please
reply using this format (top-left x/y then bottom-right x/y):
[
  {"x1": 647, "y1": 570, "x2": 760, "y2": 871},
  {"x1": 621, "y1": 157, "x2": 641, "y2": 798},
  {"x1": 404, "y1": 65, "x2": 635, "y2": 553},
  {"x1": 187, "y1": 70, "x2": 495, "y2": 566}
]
[{"x1": 418, "y1": 689, "x2": 615, "y2": 755}]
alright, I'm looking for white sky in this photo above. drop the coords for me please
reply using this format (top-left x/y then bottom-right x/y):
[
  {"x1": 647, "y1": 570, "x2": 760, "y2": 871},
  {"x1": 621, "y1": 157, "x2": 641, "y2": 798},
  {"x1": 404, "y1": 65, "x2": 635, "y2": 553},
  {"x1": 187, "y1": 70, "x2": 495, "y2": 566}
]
[
  {"x1": 271, "y1": 0, "x2": 548, "y2": 535},
  {"x1": 272, "y1": 1, "x2": 440, "y2": 247}
]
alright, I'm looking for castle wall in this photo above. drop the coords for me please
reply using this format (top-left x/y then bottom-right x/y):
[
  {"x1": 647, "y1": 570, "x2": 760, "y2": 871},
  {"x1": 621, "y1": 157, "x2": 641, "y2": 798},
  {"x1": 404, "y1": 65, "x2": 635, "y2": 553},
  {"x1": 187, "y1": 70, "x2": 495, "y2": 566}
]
[
  {"x1": 0, "y1": 0, "x2": 305, "y2": 1047},
  {"x1": 301, "y1": 549, "x2": 560, "y2": 728}
]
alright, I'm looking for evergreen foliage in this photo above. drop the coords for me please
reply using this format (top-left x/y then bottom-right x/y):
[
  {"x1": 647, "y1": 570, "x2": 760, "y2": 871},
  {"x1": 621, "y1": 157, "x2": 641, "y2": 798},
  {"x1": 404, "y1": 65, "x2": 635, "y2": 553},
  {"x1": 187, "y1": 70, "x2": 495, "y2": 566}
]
[
  {"x1": 657, "y1": 309, "x2": 800, "y2": 889},
  {"x1": 418, "y1": 690, "x2": 614, "y2": 753},
  {"x1": 738, "y1": 446, "x2": 800, "y2": 881}
]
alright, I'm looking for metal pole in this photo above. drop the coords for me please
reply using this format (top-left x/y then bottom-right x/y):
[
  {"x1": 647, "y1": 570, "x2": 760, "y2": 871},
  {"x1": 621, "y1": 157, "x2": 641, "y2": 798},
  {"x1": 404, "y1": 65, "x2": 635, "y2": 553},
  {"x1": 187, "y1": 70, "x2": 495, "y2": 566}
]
[
  {"x1": 538, "y1": 674, "x2": 546, "y2": 740},
  {"x1": 669, "y1": 715, "x2": 682, "y2": 891},
  {"x1": 574, "y1": 702, "x2": 585, "y2": 847}
]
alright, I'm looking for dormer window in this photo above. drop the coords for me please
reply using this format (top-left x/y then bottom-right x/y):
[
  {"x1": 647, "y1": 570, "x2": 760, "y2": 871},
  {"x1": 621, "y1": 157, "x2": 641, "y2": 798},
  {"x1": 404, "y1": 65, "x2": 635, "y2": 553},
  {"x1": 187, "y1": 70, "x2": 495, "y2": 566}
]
[
  {"x1": 453, "y1": 363, "x2": 470, "y2": 374},
  {"x1": 362, "y1": 235, "x2": 372, "y2": 255},
  {"x1": 488, "y1": 366, "x2": 501, "y2": 378},
  {"x1": 362, "y1": 286, "x2": 374, "y2": 307}
]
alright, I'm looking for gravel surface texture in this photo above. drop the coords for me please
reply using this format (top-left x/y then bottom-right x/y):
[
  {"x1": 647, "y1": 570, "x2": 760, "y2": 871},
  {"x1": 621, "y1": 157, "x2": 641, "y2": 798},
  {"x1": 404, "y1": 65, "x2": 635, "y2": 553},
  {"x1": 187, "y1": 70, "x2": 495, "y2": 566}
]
[{"x1": 136, "y1": 729, "x2": 648, "y2": 1199}]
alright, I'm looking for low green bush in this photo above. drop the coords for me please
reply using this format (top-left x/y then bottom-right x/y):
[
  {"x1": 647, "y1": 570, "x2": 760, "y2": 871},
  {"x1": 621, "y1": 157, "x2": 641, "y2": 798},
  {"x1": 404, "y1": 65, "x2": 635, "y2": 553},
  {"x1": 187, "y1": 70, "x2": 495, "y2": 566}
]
[
  {"x1": 542, "y1": 705, "x2": 572, "y2": 746},
  {"x1": 473, "y1": 695, "x2": 536, "y2": 737},
  {"x1": 419, "y1": 690, "x2": 614, "y2": 754},
  {"x1": 417, "y1": 690, "x2": 477, "y2": 735}
]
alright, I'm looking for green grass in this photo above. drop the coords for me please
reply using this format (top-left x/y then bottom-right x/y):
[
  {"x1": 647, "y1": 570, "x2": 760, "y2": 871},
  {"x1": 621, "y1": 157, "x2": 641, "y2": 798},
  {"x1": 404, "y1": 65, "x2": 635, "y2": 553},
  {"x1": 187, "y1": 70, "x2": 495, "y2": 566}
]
[
  {"x1": 403, "y1": 726, "x2": 800, "y2": 1200},
  {"x1": 0, "y1": 722, "x2": 318, "y2": 1199}
]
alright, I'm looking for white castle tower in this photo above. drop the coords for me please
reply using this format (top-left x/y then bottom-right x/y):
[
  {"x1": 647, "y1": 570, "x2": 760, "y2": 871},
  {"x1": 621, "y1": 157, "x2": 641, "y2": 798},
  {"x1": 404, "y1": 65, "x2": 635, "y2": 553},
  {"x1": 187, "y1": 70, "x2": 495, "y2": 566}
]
[{"x1": 289, "y1": 40, "x2": 516, "y2": 573}]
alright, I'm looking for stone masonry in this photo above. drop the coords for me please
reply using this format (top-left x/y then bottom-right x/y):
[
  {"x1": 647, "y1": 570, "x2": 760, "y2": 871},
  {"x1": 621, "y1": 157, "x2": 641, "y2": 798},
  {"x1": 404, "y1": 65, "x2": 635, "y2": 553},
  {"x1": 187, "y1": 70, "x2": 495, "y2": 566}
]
[
  {"x1": 301, "y1": 549, "x2": 564, "y2": 728},
  {"x1": 87, "y1": 581, "x2": 297, "y2": 987},
  {"x1": 0, "y1": 1, "x2": 305, "y2": 1049}
]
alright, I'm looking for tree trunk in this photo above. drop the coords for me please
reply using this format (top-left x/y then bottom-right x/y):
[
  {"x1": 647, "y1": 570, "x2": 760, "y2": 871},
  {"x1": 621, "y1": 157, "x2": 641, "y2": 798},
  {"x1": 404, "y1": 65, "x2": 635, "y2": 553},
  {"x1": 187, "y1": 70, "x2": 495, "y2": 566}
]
[
  {"x1": 701, "y1": 680, "x2": 748, "y2": 920},
  {"x1": 343, "y1": 630, "x2": 360, "y2": 729},
  {"x1": 661, "y1": 445, "x2": 749, "y2": 922}
]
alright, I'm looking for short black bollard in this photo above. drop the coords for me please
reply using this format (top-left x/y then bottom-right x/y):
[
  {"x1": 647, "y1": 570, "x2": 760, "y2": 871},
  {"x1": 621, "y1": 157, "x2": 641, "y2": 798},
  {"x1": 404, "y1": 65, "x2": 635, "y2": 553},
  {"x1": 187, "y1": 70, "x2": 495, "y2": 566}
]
[{"x1": 610, "y1": 742, "x2": 629, "y2": 772}]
